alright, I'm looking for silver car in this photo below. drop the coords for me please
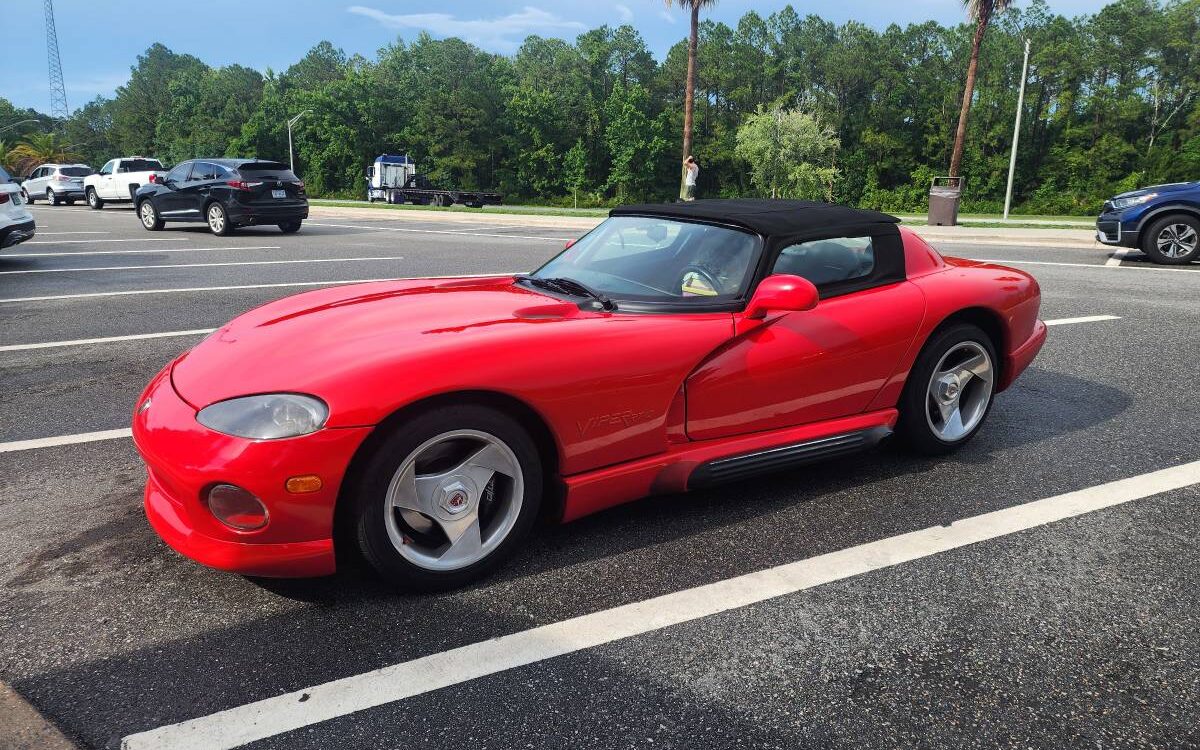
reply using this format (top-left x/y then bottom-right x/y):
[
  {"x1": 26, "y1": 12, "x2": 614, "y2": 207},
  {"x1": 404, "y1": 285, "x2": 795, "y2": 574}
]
[{"x1": 21, "y1": 163, "x2": 93, "y2": 205}]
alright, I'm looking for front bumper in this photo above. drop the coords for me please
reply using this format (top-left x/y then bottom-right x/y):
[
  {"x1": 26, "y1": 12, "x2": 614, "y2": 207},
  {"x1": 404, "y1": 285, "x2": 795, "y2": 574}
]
[
  {"x1": 0, "y1": 219, "x2": 35, "y2": 248},
  {"x1": 1096, "y1": 214, "x2": 1139, "y2": 247},
  {"x1": 133, "y1": 365, "x2": 372, "y2": 577}
]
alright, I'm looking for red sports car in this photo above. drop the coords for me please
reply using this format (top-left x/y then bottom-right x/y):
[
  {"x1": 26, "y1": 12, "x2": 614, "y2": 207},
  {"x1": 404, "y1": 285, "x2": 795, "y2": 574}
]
[{"x1": 133, "y1": 200, "x2": 1045, "y2": 590}]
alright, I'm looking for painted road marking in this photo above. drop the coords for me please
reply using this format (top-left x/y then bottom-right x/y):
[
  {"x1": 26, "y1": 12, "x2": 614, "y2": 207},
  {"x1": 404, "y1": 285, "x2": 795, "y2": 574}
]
[
  {"x1": 974, "y1": 258, "x2": 1200, "y2": 274},
  {"x1": 0, "y1": 273, "x2": 518, "y2": 304},
  {"x1": 23, "y1": 238, "x2": 187, "y2": 245},
  {"x1": 1106, "y1": 248, "x2": 1133, "y2": 267},
  {"x1": 31, "y1": 231, "x2": 110, "y2": 235},
  {"x1": 0, "y1": 256, "x2": 407, "y2": 275},
  {"x1": 121, "y1": 460, "x2": 1200, "y2": 750},
  {"x1": 0, "y1": 329, "x2": 216, "y2": 353},
  {"x1": 1043, "y1": 315, "x2": 1121, "y2": 326},
  {"x1": 0, "y1": 429, "x2": 133, "y2": 454},
  {"x1": 308, "y1": 222, "x2": 574, "y2": 242},
  {"x1": 5, "y1": 246, "x2": 283, "y2": 258}
]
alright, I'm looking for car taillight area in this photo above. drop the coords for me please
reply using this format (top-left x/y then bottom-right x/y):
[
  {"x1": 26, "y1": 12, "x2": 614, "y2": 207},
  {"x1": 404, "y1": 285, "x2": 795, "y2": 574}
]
[{"x1": 226, "y1": 179, "x2": 264, "y2": 192}]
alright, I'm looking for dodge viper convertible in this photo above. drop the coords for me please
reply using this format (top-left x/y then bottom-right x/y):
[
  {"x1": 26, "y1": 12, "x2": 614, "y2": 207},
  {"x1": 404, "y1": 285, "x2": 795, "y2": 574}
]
[{"x1": 133, "y1": 200, "x2": 1046, "y2": 590}]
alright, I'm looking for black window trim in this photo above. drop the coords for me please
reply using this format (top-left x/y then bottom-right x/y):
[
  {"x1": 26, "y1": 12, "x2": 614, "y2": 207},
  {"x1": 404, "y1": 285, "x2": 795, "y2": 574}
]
[{"x1": 764, "y1": 222, "x2": 906, "y2": 300}]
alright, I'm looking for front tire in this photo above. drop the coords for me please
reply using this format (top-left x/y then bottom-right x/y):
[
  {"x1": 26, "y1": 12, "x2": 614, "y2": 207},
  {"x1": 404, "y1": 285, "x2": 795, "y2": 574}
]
[
  {"x1": 1141, "y1": 214, "x2": 1200, "y2": 264},
  {"x1": 278, "y1": 220, "x2": 302, "y2": 233},
  {"x1": 47, "y1": 189, "x2": 60, "y2": 206},
  {"x1": 206, "y1": 202, "x2": 233, "y2": 236},
  {"x1": 896, "y1": 323, "x2": 997, "y2": 455},
  {"x1": 354, "y1": 404, "x2": 543, "y2": 592},
  {"x1": 86, "y1": 188, "x2": 104, "y2": 210},
  {"x1": 138, "y1": 200, "x2": 164, "y2": 231},
  {"x1": 21, "y1": 189, "x2": 33, "y2": 204}
]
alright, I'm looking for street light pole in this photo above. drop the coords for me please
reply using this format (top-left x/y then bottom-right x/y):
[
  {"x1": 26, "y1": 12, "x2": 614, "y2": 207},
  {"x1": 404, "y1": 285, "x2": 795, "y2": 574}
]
[
  {"x1": 1003, "y1": 39, "x2": 1031, "y2": 221},
  {"x1": 286, "y1": 110, "x2": 311, "y2": 174}
]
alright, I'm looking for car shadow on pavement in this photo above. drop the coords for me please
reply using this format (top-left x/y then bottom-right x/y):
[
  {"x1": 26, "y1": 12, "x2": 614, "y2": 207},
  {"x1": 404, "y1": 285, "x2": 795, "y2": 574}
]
[{"x1": 7, "y1": 367, "x2": 1135, "y2": 748}]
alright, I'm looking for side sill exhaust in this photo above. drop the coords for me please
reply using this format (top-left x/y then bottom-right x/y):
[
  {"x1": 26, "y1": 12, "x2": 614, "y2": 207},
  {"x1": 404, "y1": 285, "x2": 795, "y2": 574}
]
[{"x1": 687, "y1": 426, "x2": 892, "y2": 489}]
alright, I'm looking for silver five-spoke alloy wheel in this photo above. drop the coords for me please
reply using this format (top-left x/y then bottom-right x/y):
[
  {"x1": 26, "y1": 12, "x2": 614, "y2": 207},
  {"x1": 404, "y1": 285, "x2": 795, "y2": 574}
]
[
  {"x1": 925, "y1": 340, "x2": 994, "y2": 442},
  {"x1": 207, "y1": 204, "x2": 226, "y2": 233},
  {"x1": 139, "y1": 202, "x2": 157, "y2": 228},
  {"x1": 384, "y1": 429, "x2": 524, "y2": 572},
  {"x1": 1156, "y1": 222, "x2": 1198, "y2": 259}
]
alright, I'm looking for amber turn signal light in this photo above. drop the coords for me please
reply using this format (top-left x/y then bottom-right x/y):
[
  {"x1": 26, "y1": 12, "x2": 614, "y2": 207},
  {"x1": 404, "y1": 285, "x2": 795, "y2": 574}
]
[{"x1": 285, "y1": 475, "x2": 323, "y2": 494}]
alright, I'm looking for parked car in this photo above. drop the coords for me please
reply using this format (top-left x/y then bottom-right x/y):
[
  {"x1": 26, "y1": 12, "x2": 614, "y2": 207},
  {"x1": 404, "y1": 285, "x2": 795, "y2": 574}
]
[
  {"x1": 1096, "y1": 180, "x2": 1200, "y2": 264},
  {"x1": 133, "y1": 199, "x2": 1046, "y2": 591},
  {"x1": 0, "y1": 165, "x2": 35, "y2": 248},
  {"x1": 134, "y1": 158, "x2": 308, "y2": 235},
  {"x1": 21, "y1": 163, "x2": 93, "y2": 205},
  {"x1": 85, "y1": 156, "x2": 166, "y2": 209}
]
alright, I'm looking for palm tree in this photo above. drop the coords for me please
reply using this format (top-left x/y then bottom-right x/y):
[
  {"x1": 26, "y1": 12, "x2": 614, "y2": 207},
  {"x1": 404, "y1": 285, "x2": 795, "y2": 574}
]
[
  {"x1": 7, "y1": 132, "x2": 81, "y2": 177},
  {"x1": 666, "y1": 0, "x2": 717, "y2": 199},
  {"x1": 948, "y1": 0, "x2": 1011, "y2": 178}
]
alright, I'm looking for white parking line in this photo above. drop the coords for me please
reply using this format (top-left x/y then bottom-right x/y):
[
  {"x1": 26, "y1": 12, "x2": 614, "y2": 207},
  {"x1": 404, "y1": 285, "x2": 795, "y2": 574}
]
[
  {"x1": 23, "y1": 238, "x2": 187, "y2": 245},
  {"x1": 5, "y1": 246, "x2": 282, "y2": 258},
  {"x1": 974, "y1": 258, "x2": 1200, "y2": 274},
  {"x1": 0, "y1": 429, "x2": 133, "y2": 454},
  {"x1": 1105, "y1": 248, "x2": 1133, "y2": 267},
  {"x1": 0, "y1": 273, "x2": 518, "y2": 304},
  {"x1": 31, "y1": 231, "x2": 110, "y2": 235},
  {"x1": 1043, "y1": 315, "x2": 1121, "y2": 326},
  {"x1": 307, "y1": 222, "x2": 573, "y2": 242},
  {"x1": 0, "y1": 256, "x2": 407, "y2": 275},
  {"x1": 0, "y1": 329, "x2": 215, "y2": 353},
  {"x1": 120, "y1": 459, "x2": 1200, "y2": 750}
]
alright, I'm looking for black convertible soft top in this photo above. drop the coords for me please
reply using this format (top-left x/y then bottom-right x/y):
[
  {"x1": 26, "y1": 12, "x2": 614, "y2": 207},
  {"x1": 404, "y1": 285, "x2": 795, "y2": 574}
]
[{"x1": 610, "y1": 199, "x2": 899, "y2": 237}]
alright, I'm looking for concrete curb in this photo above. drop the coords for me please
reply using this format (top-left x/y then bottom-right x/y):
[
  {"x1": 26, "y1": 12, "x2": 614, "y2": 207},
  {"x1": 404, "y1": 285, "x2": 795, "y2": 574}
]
[
  {"x1": 0, "y1": 682, "x2": 77, "y2": 750},
  {"x1": 307, "y1": 206, "x2": 1105, "y2": 250}
]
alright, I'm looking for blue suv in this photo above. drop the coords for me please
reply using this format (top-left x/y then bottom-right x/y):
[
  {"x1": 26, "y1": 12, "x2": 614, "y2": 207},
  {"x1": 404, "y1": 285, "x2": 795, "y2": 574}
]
[{"x1": 1096, "y1": 181, "x2": 1200, "y2": 264}]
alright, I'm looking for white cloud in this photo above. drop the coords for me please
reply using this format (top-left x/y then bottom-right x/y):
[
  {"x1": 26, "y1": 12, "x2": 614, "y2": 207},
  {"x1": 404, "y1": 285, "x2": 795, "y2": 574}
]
[
  {"x1": 347, "y1": 5, "x2": 586, "y2": 51},
  {"x1": 658, "y1": 7, "x2": 676, "y2": 23},
  {"x1": 615, "y1": 3, "x2": 633, "y2": 22}
]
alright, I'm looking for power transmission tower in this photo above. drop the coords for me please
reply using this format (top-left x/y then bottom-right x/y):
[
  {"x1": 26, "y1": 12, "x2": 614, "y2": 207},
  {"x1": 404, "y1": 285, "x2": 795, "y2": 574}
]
[{"x1": 44, "y1": 0, "x2": 69, "y2": 119}]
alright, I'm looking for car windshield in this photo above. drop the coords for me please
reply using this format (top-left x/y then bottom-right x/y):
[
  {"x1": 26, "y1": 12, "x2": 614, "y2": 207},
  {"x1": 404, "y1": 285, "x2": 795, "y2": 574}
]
[
  {"x1": 0, "y1": 165, "x2": 11, "y2": 182},
  {"x1": 121, "y1": 159, "x2": 163, "y2": 172},
  {"x1": 237, "y1": 162, "x2": 298, "y2": 181},
  {"x1": 61, "y1": 166, "x2": 92, "y2": 177},
  {"x1": 529, "y1": 216, "x2": 761, "y2": 304}
]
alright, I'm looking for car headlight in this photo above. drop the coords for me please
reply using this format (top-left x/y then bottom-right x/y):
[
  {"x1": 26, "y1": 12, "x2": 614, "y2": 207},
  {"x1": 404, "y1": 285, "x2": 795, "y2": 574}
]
[
  {"x1": 196, "y1": 394, "x2": 328, "y2": 439},
  {"x1": 1110, "y1": 192, "x2": 1157, "y2": 210}
]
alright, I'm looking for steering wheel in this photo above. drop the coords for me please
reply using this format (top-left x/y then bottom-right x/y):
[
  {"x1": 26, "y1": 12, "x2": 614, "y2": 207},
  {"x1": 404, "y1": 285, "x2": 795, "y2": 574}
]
[{"x1": 677, "y1": 265, "x2": 721, "y2": 297}]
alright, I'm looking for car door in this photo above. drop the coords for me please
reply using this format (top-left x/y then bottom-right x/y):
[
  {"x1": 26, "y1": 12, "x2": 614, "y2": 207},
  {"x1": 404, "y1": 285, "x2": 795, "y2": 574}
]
[
  {"x1": 26, "y1": 167, "x2": 46, "y2": 196},
  {"x1": 156, "y1": 162, "x2": 199, "y2": 218},
  {"x1": 96, "y1": 160, "x2": 115, "y2": 198},
  {"x1": 685, "y1": 228, "x2": 926, "y2": 441}
]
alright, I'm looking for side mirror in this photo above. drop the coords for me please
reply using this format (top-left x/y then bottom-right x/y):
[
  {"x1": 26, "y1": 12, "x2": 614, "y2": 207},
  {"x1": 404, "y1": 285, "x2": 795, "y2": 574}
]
[{"x1": 744, "y1": 274, "x2": 819, "y2": 320}]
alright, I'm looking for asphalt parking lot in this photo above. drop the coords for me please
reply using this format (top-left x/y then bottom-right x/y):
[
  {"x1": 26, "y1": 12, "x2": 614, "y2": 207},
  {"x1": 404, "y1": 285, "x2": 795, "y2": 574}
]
[{"x1": 2, "y1": 203, "x2": 1198, "y2": 750}]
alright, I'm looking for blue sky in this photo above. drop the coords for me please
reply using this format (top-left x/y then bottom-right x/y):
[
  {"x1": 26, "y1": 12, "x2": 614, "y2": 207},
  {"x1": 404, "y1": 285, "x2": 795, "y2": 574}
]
[{"x1": 2, "y1": 0, "x2": 1110, "y2": 114}]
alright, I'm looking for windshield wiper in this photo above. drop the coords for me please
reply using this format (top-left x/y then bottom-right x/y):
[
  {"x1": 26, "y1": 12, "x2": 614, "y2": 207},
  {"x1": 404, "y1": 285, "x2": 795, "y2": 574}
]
[{"x1": 519, "y1": 275, "x2": 616, "y2": 311}]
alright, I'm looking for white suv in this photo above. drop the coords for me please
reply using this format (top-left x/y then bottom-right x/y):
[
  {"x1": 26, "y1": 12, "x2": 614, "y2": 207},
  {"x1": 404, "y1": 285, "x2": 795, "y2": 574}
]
[
  {"x1": 1, "y1": 166, "x2": 36, "y2": 249},
  {"x1": 21, "y1": 163, "x2": 93, "y2": 205}
]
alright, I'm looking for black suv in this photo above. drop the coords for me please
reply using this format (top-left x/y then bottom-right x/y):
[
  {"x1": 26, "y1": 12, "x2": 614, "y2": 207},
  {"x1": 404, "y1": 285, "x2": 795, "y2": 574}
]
[{"x1": 134, "y1": 159, "x2": 308, "y2": 235}]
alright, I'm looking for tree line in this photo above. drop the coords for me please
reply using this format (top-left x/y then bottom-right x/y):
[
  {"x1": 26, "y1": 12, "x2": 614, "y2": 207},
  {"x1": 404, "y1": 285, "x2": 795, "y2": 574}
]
[{"x1": 1, "y1": 0, "x2": 1197, "y2": 214}]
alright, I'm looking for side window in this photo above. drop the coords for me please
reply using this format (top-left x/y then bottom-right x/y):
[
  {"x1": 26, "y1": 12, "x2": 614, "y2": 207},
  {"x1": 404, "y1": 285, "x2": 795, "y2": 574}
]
[
  {"x1": 192, "y1": 162, "x2": 221, "y2": 181},
  {"x1": 165, "y1": 162, "x2": 191, "y2": 183},
  {"x1": 100, "y1": 161, "x2": 114, "y2": 175},
  {"x1": 772, "y1": 236, "x2": 875, "y2": 287}
]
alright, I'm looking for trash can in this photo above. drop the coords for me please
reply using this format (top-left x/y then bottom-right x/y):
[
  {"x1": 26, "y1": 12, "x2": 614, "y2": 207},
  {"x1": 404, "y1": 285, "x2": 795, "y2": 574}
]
[{"x1": 928, "y1": 176, "x2": 964, "y2": 226}]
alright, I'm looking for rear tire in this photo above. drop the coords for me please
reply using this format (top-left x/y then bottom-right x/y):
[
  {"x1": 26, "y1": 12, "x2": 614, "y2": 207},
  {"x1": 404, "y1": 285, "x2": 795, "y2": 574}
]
[
  {"x1": 138, "y1": 199, "x2": 164, "y2": 231},
  {"x1": 354, "y1": 404, "x2": 543, "y2": 592},
  {"x1": 1141, "y1": 214, "x2": 1200, "y2": 264},
  {"x1": 278, "y1": 220, "x2": 302, "y2": 234},
  {"x1": 86, "y1": 188, "x2": 104, "y2": 210},
  {"x1": 206, "y1": 202, "x2": 233, "y2": 236},
  {"x1": 895, "y1": 323, "x2": 997, "y2": 455}
]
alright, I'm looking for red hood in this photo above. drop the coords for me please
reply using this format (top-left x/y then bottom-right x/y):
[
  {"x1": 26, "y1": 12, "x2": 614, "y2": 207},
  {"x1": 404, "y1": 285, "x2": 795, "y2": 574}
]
[{"x1": 170, "y1": 276, "x2": 593, "y2": 419}]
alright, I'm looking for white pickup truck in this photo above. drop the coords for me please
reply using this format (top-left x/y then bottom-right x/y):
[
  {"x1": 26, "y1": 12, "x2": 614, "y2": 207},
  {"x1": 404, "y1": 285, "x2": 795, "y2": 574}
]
[{"x1": 84, "y1": 157, "x2": 166, "y2": 209}]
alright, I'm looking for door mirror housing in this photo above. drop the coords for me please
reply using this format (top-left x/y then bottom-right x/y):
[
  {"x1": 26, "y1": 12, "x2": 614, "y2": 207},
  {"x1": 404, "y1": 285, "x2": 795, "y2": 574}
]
[{"x1": 744, "y1": 274, "x2": 819, "y2": 319}]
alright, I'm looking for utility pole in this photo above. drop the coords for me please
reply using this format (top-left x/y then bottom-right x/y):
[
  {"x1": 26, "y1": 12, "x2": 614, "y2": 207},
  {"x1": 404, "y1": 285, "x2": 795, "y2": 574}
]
[
  {"x1": 1003, "y1": 38, "x2": 1031, "y2": 220},
  {"x1": 43, "y1": 0, "x2": 68, "y2": 120},
  {"x1": 286, "y1": 110, "x2": 311, "y2": 174}
]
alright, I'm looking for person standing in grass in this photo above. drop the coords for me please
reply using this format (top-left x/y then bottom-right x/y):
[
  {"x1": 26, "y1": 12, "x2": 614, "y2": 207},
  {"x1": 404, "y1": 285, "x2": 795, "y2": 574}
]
[{"x1": 683, "y1": 156, "x2": 699, "y2": 201}]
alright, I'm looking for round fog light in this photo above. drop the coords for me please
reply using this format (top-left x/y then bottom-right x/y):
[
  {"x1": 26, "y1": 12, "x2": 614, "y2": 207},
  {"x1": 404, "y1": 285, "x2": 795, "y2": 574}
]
[{"x1": 206, "y1": 484, "x2": 268, "y2": 531}]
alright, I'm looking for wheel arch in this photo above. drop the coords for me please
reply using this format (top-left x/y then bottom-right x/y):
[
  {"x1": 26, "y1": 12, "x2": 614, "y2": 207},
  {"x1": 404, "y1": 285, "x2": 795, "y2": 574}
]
[
  {"x1": 920, "y1": 306, "x2": 1007, "y2": 383},
  {"x1": 1140, "y1": 204, "x2": 1200, "y2": 229},
  {"x1": 332, "y1": 390, "x2": 565, "y2": 563}
]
